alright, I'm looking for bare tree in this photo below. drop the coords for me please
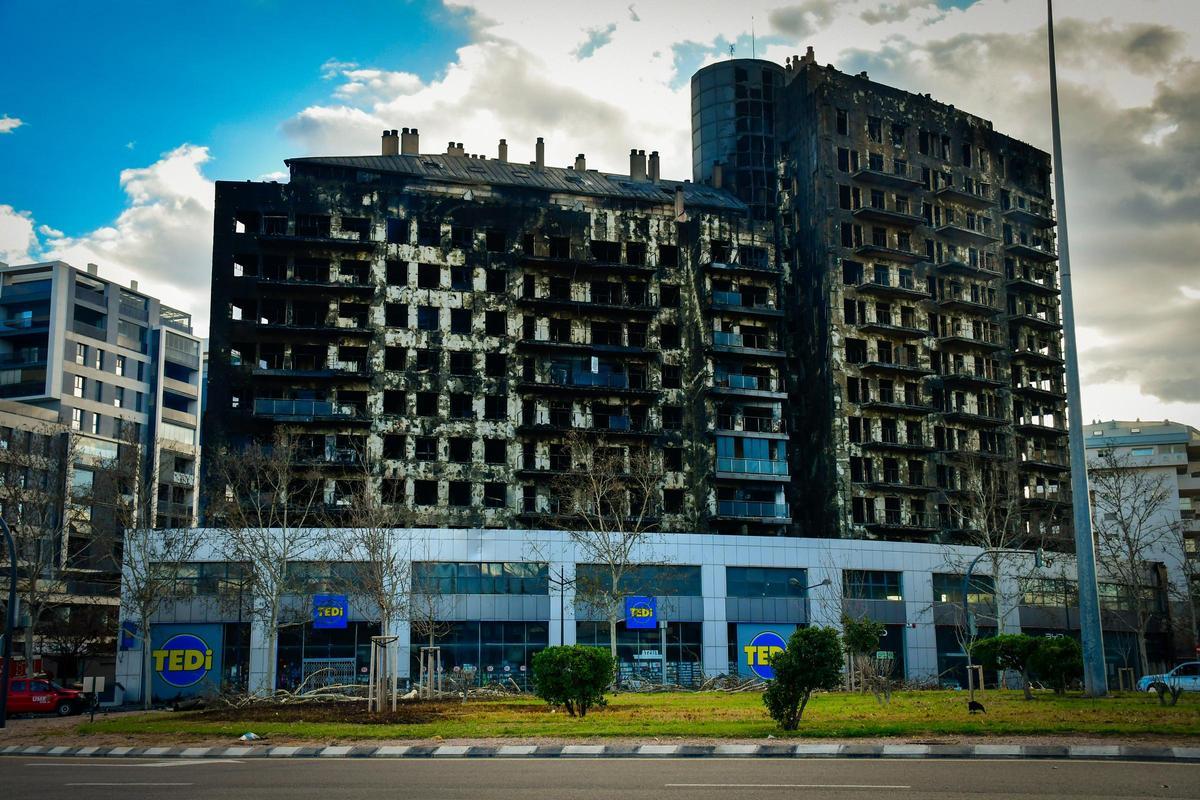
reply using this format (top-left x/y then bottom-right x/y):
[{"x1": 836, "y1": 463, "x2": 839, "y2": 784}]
[
  {"x1": 334, "y1": 478, "x2": 413, "y2": 642},
  {"x1": 39, "y1": 605, "x2": 118, "y2": 683},
  {"x1": 120, "y1": 525, "x2": 207, "y2": 707},
  {"x1": 0, "y1": 423, "x2": 91, "y2": 667},
  {"x1": 1090, "y1": 447, "x2": 1180, "y2": 675},
  {"x1": 548, "y1": 432, "x2": 662, "y2": 675},
  {"x1": 206, "y1": 429, "x2": 330, "y2": 694}
]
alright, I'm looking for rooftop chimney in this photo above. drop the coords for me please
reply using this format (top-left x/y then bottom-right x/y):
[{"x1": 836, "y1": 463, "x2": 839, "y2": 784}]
[
  {"x1": 712, "y1": 161, "x2": 723, "y2": 189},
  {"x1": 648, "y1": 151, "x2": 660, "y2": 182},
  {"x1": 574, "y1": 153, "x2": 586, "y2": 171},
  {"x1": 803, "y1": 46, "x2": 815, "y2": 64},
  {"x1": 630, "y1": 148, "x2": 647, "y2": 180},
  {"x1": 535, "y1": 137, "x2": 545, "y2": 168},
  {"x1": 401, "y1": 128, "x2": 419, "y2": 155},
  {"x1": 130, "y1": 279, "x2": 138, "y2": 292},
  {"x1": 382, "y1": 129, "x2": 399, "y2": 156},
  {"x1": 674, "y1": 186, "x2": 685, "y2": 220},
  {"x1": 86, "y1": 263, "x2": 98, "y2": 276},
  {"x1": 498, "y1": 138, "x2": 508, "y2": 162}
]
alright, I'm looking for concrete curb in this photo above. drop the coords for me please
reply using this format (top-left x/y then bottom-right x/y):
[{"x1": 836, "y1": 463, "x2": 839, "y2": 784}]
[{"x1": 2, "y1": 743, "x2": 1199, "y2": 762}]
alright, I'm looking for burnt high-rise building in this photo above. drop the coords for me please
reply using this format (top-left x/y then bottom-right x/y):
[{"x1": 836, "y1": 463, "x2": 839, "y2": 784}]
[
  {"x1": 204, "y1": 138, "x2": 786, "y2": 534},
  {"x1": 694, "y1": 48, "x2": 1069, "y2": 545}
]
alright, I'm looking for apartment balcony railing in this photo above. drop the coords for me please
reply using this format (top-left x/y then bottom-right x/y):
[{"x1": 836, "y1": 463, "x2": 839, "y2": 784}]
[
  {"x1": 717, "y1": 457, "x2": 789, "y2": 476},
  {"x1": 1008, "y1": 309, "x2": 1062, "y2": 330},
  {"x1": 852, "y1": 157, "x2": 923, "y2": 188},
  {"x1": 252, "y1": 398, "x2": 365, "y2": 420},
  {"x1": 934, "y1": 183, "x2": 996, "y2": 208},
  {"x1": 717, "y1": 416, "x2": 786, "y2": 434},
  {"x1": 710, "y1": 290, "x2": 778, "y2": 313},
  {"x1": 712, "y1": 330, "x2": 777, "y2": 351},
  {"x1": 74, "y1": 283, "x2": 107, "y2": 307},
  {"x1": 716, "y1": 500, "x2": 790, "y2": 520},
  {"x1": 71, "y1": 319, "x2": 107, "y2": 340}
]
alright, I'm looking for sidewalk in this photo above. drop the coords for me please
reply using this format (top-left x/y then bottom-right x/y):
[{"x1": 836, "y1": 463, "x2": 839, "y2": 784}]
[{"x1": 3, "y1": 741, "x2": 1200, "y2": 762}]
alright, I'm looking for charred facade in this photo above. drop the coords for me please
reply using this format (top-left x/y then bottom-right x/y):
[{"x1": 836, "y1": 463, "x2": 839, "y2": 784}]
[
  {"x1": 205, "y1": 138, "x2": 787, "y2": 534},
  {"x1": 693, "y1": 50, "x2": 1070, "y2": 545}
]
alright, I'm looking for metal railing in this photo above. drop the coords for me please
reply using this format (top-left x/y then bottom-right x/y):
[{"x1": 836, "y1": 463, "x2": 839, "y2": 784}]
[
  {"x1": 74, "y1": 283, "x2": 106, "y2": 306},
  {"x1": 253, "y1": 398, "x2": 362, "y2": 418},
  {"x1": 718, "y1": 500, "x2": 789, "y2": 519},
  {"x1": 717, "y1": 457, "x2": 789, "y2": 476},
  {"x1": 713, "y1": 331, "x2": 773, "y2": 349}
]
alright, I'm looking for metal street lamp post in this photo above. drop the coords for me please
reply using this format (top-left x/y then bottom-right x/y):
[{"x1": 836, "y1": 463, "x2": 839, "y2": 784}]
[
  {"x1": 1047, "y1": 0, "x2": 1108, "y2": 697},
  {"x1": 960, "y1": 548, "x2": 1045, "y2": 700},
  {"x1": 789, "y1": 577, "x2": 833, "y2": 625},
  {"x1": 548, "y1": 567, "x2": 575, "y2": 646},
  {"x1": 1, "y1": 517, "x2": 16, "y2": 730}
]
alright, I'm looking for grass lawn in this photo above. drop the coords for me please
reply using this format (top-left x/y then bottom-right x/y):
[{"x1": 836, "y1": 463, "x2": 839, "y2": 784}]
[{"x1": 79, "y1": 690, "x2": 1200, "y2": 741}]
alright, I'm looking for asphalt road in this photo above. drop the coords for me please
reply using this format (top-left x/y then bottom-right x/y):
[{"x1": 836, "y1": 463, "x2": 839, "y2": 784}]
[{"x1": 2, "y1": 756, "x2": 1197, "y2": 800}]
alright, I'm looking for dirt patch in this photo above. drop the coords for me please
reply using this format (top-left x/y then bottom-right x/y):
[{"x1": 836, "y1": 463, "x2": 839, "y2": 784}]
[{"x1": 197, "y1": 700, "x2": 455, "y2": 725}]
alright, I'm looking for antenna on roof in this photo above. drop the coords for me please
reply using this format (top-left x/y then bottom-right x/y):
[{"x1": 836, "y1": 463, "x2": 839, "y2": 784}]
[
  {"x1": 729, "y1": 43, "x2": 734, "y2": 60},
  {"x1": 751, "y1": 16, "x2": 756, "y2": 60}
]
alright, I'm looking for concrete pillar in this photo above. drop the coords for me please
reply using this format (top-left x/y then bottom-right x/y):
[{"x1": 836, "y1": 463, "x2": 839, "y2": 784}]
[
  {"x1": 701, "y1": 563, "x2": 728, "y2": 675},
  {"x1": 248, "y1": 618, "x2": 274, "y2": 696},
  {"x1": 390, "y1": 616, "x2": 412, "y2": 682},
  {"x1": 903, "y1": 569, "x2": 939, "y2": 682}
]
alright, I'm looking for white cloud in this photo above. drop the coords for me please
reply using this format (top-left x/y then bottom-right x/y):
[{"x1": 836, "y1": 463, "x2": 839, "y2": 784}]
[
  {"x1": 2, "y1": 0, "x2": 1195, "y2": 426},
  {"x1": 41, "y1": 144, "x2": 216, "y2": 332},
  {"x1": 0, "y1": 205, "x2": 37, "y2": 263},
  {"x1": 0, "y1": 116, "x2": 24, "y2": 135}
]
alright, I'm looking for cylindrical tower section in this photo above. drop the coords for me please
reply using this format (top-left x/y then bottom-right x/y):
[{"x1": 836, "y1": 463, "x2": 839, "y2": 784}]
[{"x1": 691, "y1": 59, "x2": 785, "y2": 221}]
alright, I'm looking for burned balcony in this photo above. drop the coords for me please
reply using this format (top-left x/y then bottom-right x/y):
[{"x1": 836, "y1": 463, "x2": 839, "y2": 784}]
[
  {"x1": 864, "y1": 510, "x2": 940, "y2": 535},
  {"x1": 932, "y1": 252, "x2": 1001, "y2": 280},
  {"x1": 934, "y1": 183, "x2": 996, "y2": 209},
  {"x1": 710, "y1": 370, "x2": 786, "y2": 399},
  {"x1": 1002, "y1": 195, "x2": 1057, "y2": 228},
  {"x1": 857, "y1": 314, "x2": 926, "y2": 340},
  {"x1": 854, "y1": 274, "x2": 927, "y2": 301},
  {"x1": 708, "y1": 289, "x2": 783, "y2": 318},
  {"x1": 1007, "y1": 307, "x2": 1062, "y2": 331},
  {"x1": 853, "y1": 242, "x2": 924, "y2": 265},
  {"x1": 1015, "y1": 416, "x2": 1068, "y2": 437},
  {"x1": 852, "y1": 204, "x2": 924, "y2": 228},
  {"x1": 859, "y1": 357, "x2": 934, "y2": 378},
  {"x1": 935, "y1": 327, "x2": 1006, "y2": 352},
  {"x1": 251, "y1": 398, "x2": 369, "y2": 424},
  {"x1": 1019, "y1": 447, "x2": 1070, "y2": 473},
  {"x1": 933, "y1": 369, "x2": 1005, "y2": 389},
  {"x1": 1004, "y1": 235, "x2": 1058, "y2": 262},
  {"x1": 1005, "y1": 272, "x2": 1060, "y2": 297},
  {"x1": 935, "y1": 222, "x2": 999, "y2": 247},
  {"x1": 934, "y1": 287, "x2": 1000, "y2": 316},
  {"x1": 250, "y1": 356, "x2": 371, "y2": 381},
  {"x1": 939, "y1": 407, "x2": 1008, "y2": 427},
  {"x1": 710, "y1": 329, "x2": 786, "y2": 359},
  {"x1": 859, "y1": 430, "x2": 935, "y2": 453},
  {"x1": 852, "y1": 156, "x2": 923, "y2": 189},
  {"x1": 1011, "y1": 343, "x2": 1064, "y2": 367},
  {"x1": 715, "y1": 500, "x2": 791, "y2": 523}
]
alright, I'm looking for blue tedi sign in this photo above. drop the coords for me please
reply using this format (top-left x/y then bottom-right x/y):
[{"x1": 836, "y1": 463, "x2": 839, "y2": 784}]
[
  {"x1": 624, "y1": 596, "x2": 657, "y2": 629},
  {"x1": 313, "y1": 594, "x2": 349, "y2": 629}
]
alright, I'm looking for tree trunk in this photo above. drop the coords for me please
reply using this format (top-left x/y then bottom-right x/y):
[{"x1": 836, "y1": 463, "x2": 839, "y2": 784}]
[
  {"x1": 608, "y1": 616, "x2": 620, "y2": 688},
  {"x1": 1021, "y1": 667, "x2": 1032, "y2": 700},
  {"x1": 1137, "y1": 631, "x2": 1150, "y2": 679},
  {"x1": 141, "y1": 620, "x2": 153, "y2": 710},
  {"x1": 23, "y1": 614, "x2": 36, "y2": 669}
]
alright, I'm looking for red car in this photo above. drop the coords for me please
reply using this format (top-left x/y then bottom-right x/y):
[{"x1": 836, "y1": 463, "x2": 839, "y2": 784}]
[{"x1": 6, "y1": 677, "x2": 83, "y2": 716}]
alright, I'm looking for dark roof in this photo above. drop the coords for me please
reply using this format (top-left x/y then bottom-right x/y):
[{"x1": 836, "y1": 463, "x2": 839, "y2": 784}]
[{"x1": 285, "y1": 154, "x2": 748, "y2": 212}]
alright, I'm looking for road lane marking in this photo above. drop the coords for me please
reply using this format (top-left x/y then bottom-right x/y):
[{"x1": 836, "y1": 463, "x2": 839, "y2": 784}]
[
  {"x1": 667, "y1": 785, "x2": 912, "y2": 790},
  {"x1": 28, "y1": 762, "x2": 241, "y2": 767},
  {"x1": 65, "y1": 783, "x2": 194, "y2": 787}
]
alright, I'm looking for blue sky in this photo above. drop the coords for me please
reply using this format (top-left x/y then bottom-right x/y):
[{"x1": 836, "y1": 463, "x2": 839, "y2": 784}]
[
  {"x1": 0, "y1": 0, "x2": 1196, "y2": 426},
  {"x1": 0, "y1": 0, "x2": 467, "y2": 235}
]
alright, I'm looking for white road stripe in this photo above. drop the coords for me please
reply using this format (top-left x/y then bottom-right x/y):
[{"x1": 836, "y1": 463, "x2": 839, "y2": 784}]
[
  {"x1": 666, "y1": 784, "x2": 912, "y2": 789},
  {"x1": 65, "y1": 783, "x2": 194, "y2": 787}
]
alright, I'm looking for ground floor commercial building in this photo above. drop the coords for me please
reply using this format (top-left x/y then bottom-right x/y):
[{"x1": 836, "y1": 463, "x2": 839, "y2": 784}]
[{"x1": 116, "y1": 529, "x2": 1185, "y2": 703}]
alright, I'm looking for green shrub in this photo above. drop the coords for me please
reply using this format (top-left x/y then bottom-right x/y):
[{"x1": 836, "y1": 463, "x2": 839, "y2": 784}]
[
  {"x1": 763, "y1": 626, "x2": 843, "y2": 730},
  {"x1": 530, "y1": 645, "x2": 615, "y2": 717},
  {"x1": 1029, "y1": 636, "x2": 1082, "y2": 695},
  {"x1": 973, "y1": 633, "x2": 1041, "y2": 699}
]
